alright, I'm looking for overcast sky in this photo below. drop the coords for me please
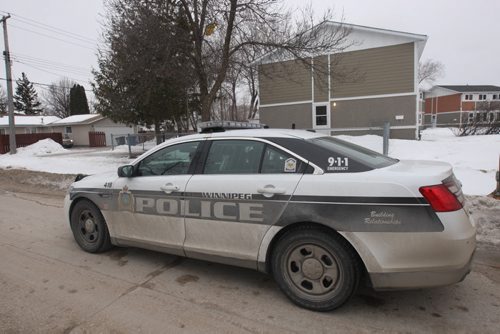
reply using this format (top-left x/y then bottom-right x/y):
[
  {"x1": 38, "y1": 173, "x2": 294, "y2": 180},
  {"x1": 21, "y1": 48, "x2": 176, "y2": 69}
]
[{"x1": 1, "y1": 0, "x2": 499, "y2": 101}]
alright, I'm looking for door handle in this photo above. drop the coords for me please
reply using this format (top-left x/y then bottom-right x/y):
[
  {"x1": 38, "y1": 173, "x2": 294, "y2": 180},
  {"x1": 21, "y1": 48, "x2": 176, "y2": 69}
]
[
  {"x1": 257, "y1": 185, "x2": 285, "y2": 198},
  {"x1": 160, "y1": 183, "x2": 180, "y2": 194}
]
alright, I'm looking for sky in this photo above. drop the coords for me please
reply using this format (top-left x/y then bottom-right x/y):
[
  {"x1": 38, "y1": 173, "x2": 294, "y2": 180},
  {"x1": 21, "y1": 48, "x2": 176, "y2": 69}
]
[{"x1": 1, "y1": 0, "x2": 499, "y2": 102}]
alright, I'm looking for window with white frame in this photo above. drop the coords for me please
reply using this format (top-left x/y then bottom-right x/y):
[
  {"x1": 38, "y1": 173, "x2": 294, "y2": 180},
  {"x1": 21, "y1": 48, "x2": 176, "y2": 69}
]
[
  {"x1": 65, "y1": 126, "x2": 72, "y2": 134},
  {"x1": 314, "y1": 105, "x2": 328, "y2": 126},
  {"x1": 493, "y1": 94, "x2": 498, "y2": 100},
  {"x1": 464, "y1": 94, "x2": 473, "y2": 100},
  {"x1": 478, "y1": 94, "x2": 487, "y2": 100}
]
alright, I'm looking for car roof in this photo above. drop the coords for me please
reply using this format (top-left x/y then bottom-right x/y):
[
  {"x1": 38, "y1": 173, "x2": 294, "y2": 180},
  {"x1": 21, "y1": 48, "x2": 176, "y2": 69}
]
[{"x1": 168, "y1": 128, "x2": 324, "y2": 144}]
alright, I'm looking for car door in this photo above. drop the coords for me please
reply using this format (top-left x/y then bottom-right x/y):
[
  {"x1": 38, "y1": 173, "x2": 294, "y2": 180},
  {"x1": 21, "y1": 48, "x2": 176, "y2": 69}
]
[
  {"x1": 109, "y1": 140, "x2": 202, "y2": 256},
  {"x1": 183, "y1": 139, "x2": 306, "y2": 269}
]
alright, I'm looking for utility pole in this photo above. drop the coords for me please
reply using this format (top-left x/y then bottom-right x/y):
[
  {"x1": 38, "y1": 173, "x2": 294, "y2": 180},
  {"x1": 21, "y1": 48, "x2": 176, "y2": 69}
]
[{"x1": 1, "y1": 14, "x2": 16, "y2": 154}]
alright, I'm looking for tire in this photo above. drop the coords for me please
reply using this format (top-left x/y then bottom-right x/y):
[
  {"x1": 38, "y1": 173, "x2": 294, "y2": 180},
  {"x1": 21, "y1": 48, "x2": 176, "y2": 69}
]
[
  {"x1": 271, "y1": 226, "x2": 360, "y2": 311},
  {"x1": 70, "y1": 199, "x2": 112, "y2": 253}
]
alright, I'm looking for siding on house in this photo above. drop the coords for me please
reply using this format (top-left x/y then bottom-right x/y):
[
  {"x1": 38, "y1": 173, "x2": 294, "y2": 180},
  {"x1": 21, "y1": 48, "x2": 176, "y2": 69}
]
[
  {"x1": 331, "y1": 95, "x2": 417, "y2": 128},
  {"x1": 259, "y1": 59, "x2": 312, "y2": 105},
  {"x1": 313, "y1": 55, "x2": 329, "y2": 102},
  {"x1": 260, "y1": 103, "x2": 312, "y2": 129},
  {"x1": 331, "y1": 43, "x2": 415, "y2": 98}
]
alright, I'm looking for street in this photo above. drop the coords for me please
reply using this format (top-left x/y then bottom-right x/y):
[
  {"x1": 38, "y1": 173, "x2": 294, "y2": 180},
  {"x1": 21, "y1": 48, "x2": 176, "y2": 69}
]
[{"x1": 0, "y1": 189, "x2": 499, "y2": 333}]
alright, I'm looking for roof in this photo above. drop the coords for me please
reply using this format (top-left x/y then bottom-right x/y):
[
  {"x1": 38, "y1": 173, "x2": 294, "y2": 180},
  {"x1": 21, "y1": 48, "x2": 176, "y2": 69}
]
[
  {"x1": 254, "y1": 20, "x2": 428, "y2": 65},
  {"x1": 51, "y1": 114, "x2": 105, "y2": 126},
  {"x1": 0, "y1": 115, "x2": 61, "y2": 127},
  {"x1": 437, "y1": 85, "x2": 500, "y2": 93}
]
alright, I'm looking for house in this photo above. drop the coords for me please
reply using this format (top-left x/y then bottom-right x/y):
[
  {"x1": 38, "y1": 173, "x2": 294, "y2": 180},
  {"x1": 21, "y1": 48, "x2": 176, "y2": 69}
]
[
  {"x1": 0, "y1": 115, "x2": 61, "y2": 135},
  {"x1": 257, "y1": 21, "x2": 428, "y2": 139},
  {"x1": 424, "y1": 85, "x2": 500, "y2": 127},
  {"x1": 50, "y1": 114, "x2": 136, "y2": 146}
]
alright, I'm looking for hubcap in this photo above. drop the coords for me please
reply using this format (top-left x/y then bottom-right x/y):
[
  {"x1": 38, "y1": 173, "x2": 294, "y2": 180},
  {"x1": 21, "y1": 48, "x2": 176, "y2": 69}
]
[
  {"x1": 302, "y1": 258, "x2": 324, "y2": 280},
  {"x1": 78, "y1": 210, "x2": 99, "y2": 243},
  {"x1": 286, "y1": 244, "x2": 339, "y2": 296}
]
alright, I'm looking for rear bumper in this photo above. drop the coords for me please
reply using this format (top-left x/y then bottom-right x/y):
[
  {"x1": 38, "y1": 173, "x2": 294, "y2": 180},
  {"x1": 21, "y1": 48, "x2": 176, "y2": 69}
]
[
  {"x1": 369, "y1": 250, "x2": 474, "y2": 290},
  {"x1": 341, "y1": 208, "x2": 476, "y2": 290}
]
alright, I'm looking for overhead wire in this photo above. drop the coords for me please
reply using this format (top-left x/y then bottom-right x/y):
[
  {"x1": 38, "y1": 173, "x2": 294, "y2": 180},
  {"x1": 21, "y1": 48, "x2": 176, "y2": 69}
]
[{"x1": 0, "y1": 77, "x2": 93, "y2": 92}]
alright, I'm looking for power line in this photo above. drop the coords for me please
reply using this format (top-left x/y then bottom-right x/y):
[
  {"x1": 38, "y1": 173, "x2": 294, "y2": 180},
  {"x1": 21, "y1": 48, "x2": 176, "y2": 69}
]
[
  {"x1": 0, "y1": 10, "x2": 98, "y2": 44},
  {"x1": 4, "y1": 57, "x2": 91, "y2": 85},
  {"x1": 9, "y1": 54, "x2": 91, "y2": 76},
  {"x1": 11, "y1": 52, "x2": 90, "y2": 72},
  {"x1": 9, "y1": 23, "x2": 97, "y2": 51},
  {"x1": 0, "y1": 77, "x2": 93, "y2": 92}
]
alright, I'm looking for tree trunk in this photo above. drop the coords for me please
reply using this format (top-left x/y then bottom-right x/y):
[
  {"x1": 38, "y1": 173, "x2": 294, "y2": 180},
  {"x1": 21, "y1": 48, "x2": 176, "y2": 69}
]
[{"x1": 154, "y1": 121, "x2": 162, "y2": 145}]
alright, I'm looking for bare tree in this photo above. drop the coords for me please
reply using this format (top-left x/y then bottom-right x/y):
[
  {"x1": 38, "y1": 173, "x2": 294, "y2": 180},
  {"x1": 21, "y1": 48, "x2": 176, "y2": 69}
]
[
  {"x1": 43, "y1": 78, "x2": 75, "y2": 118},
  {"x1": 456, "y1": 101, "x2": 500, "y2": 136},
  {"x1": 179, "y1": 0, "x2": 352, "y2": 121},
  {"x1": 419, "y1": 59, "x2": 445, "y2": 85}
]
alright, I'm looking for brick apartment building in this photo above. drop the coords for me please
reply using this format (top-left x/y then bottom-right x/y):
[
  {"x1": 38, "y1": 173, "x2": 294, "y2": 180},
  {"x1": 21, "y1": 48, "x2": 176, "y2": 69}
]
[{"x1": 424, "y1": 85, "x2": 500, "y2": 127}]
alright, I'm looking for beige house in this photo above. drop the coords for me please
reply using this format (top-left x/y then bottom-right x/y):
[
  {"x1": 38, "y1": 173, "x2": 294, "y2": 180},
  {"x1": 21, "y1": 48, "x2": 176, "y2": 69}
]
[
  {"x1": 0, "y1": 115, "x2": 61, "y2": 134},
  {"x1": 257, "y1": 22, "x2": 428, "y2": 139},
  {"x1": 51, "y1": 114, "x2": 136, "y2": 146}
]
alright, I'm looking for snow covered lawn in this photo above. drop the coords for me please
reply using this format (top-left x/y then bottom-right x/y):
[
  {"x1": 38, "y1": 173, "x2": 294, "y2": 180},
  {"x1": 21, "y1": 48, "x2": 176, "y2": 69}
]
[{"x1": 0, "y1": 129, "x2": 498, "y2": 195}]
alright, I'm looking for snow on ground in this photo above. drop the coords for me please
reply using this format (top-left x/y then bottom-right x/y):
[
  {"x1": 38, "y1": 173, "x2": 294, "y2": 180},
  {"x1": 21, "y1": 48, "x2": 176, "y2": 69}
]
[
  {"x1": 336, "y1": 128, "x2": 500, "y2": 195},
  {"x1": 0, "y1": 139, "x2": 132, "y2": 175},
  {"x1": 0, "y1": 130, "x2": 499, "y2": 195}
]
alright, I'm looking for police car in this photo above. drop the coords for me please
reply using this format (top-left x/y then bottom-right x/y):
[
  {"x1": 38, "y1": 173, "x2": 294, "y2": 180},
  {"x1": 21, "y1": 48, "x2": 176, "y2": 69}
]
[{"x1": 64, "y1": 126, "x2": 476, "y2": 311}]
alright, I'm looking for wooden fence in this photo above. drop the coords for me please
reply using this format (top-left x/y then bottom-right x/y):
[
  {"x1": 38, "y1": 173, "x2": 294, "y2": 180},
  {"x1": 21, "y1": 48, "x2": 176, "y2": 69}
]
[
  {"x1": 89, "y1": 131, "x2": 106, "y2": 147},
  {"x1": 0, "y1": 133, "x2": 63, "y2": 154}
]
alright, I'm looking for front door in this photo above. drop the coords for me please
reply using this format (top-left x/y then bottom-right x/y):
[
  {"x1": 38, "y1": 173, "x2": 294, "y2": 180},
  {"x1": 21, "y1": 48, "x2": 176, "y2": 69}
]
[
  {"x1": 183, "y1": 139, "x2": 305, "y2": 268},
  {"x1": 109, "y1": 140, "x2": 201, "y2": 255}
]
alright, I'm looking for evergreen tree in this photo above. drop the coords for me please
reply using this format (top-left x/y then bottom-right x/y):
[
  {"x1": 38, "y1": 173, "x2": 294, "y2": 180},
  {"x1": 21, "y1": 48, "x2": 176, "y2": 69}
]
[
  {"x1": 13, "y1": 72, "x2": 42, "y2": 115},
  {"x1": 69, "y1": 84, "x2": 90, "y2": 115}
]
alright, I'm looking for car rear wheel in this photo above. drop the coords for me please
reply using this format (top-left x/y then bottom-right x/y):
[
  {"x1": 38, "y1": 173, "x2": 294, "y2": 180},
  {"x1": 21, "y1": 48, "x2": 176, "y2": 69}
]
[
  {"x1": 271, "y1": 227, "x2": 360, "y2": 311},
  {"x1": 70, "y1": 199, "x2": 112, "y2": 253}
]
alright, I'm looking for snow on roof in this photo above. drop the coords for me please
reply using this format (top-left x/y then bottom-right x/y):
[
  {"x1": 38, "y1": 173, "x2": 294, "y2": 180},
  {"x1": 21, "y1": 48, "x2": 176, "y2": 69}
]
[
  {"x1": 0, "y1": 115, "x2": 61, "y2": 127},
  {"x1": 51, "y1": 114, "x2": 104, "y2": 125}
]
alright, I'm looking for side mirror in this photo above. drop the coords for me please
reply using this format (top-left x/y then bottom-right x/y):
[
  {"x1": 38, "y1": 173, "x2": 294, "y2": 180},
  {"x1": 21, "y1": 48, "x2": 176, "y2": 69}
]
[{"x1": 118, "y1": 165, "x2": 135, "y2": 178}]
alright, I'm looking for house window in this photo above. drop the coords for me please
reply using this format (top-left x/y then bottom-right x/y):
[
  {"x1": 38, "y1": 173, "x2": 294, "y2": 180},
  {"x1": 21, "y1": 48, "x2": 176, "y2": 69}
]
[
  {"x1": 487, "y1": 112, "x2": 496, "y2": 123},
  {"x1": 478, "y1": 94, "x2": 487, "y2": 100},
  {"x1": 493, "y1": 94, "x2": 498, "y2": 100},
  {"x1": 314, "y1": 105, "x2": 328, "y2": 127},
  {"x1": 467, "y1": 112, "x2": 475, "y2": 123},
  {"x1": 65, "y1": 126, "x2": 72, "y2": 134},
  {"x1": 464, "y1": 94, "x2": 473, "y2": 101}
]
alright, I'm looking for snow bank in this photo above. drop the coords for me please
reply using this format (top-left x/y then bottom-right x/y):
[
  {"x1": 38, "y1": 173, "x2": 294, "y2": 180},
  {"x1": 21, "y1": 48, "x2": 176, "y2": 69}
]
[
  {"x1": 466, "y1": 196, "x2": 500, "y2": 246},
  {"x1": 15, "y1": 139, "x2": 67, "y2": 156},
  {"x1": 336, "y1": 131, "x2": 500, "y2": 195}
]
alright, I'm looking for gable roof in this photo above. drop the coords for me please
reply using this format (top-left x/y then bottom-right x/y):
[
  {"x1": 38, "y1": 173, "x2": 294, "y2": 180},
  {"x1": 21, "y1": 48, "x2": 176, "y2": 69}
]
[
  {"x1": 51, "y1": 114, "x2": 105, "y2": 126},
  {"x1": 437, "y1": 85, "x2": 500, "y2": 92},
  {"x1": 254, "y1": 20, "x2": 427, "y2": 65},
  {"x1": 0, "y1": 115, "x2": 61, "y2": 127}
]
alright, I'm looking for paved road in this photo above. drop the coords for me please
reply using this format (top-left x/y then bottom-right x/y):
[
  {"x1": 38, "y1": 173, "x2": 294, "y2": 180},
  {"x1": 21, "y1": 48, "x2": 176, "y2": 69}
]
[{"x1": 0, "y1": 190, "x2": 499, "y2": 333}]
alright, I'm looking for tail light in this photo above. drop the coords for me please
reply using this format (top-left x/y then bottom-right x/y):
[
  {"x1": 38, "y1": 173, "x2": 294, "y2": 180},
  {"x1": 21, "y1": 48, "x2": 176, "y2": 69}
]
[{"x1": 419, "y1": 184, "x2": 463, "y2": 212}]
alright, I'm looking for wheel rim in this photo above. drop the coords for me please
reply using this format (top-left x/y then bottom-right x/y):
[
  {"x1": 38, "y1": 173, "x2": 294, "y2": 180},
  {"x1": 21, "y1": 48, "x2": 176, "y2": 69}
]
[
  {"x1": 285, "y1": 244, "x2": 340, "y2": 297},
  {"x1": 77, "y1": 209, "x2": 99, "y2": 243}
]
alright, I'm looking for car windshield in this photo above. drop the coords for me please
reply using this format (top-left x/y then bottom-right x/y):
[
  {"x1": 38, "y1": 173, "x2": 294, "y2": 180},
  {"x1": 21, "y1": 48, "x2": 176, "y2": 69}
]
[{"x1": 308, "y1": 136, "x2": 398, "y2": 169}]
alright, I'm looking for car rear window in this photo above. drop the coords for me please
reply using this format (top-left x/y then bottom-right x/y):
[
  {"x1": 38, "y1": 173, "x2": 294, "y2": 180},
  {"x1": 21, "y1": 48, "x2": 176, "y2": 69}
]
[
  {"x1": 308, "y1": 137, "x2": 398, "y2": 171},
  {"x1": 266, "y1": 136, "x2": 397, "y2": 173}
]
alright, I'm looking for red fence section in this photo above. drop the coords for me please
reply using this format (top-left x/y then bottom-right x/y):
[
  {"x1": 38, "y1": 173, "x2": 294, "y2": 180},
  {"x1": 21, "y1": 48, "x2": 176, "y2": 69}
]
[
  {"x1": 89, "y1": 131, "x2": 106, "y2": 147},
  {"x1": 0, "y1": 133, "x2": 63, "y2": 154}
]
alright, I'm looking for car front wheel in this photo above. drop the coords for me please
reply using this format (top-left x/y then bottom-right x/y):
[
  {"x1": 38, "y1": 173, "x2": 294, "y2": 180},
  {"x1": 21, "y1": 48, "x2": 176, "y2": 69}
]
[
  {"x1": 271, "y1": 227, "x2": 360, "y2": 311},
  {"x1": 70, "y1": 199, "x2": 112, "y2": 253}
]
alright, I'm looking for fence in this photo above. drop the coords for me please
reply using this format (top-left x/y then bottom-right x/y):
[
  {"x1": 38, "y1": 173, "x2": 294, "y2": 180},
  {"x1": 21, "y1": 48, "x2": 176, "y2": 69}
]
[
  {"x1": 89, "y1": 131, "x2": 106, "y2": 147},
  {"x1": 111, "y1": 132, "x2": 193, "y2": 158},
  {"x1": 0, "y1": 133, "x2": 63, "y2": 154}
]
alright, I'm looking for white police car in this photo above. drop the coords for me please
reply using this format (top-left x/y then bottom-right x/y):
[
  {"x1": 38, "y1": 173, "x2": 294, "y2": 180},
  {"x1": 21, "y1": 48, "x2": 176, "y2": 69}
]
[{"x1": 64, "y1": 127, "x2": 475, "y2": 311}]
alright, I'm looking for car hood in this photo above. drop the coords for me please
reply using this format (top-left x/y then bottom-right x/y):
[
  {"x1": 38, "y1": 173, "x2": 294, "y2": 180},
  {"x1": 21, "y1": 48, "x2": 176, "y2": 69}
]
[{"x1": 73, "y1": 171, "x2": 118, "y2": 188}]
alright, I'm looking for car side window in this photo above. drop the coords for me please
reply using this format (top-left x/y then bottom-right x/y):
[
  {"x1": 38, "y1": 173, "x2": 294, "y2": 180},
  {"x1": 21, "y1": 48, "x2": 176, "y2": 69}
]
[
  {"x1": 261, "y1": 145, "x2": 305, "y2": 174},
  {"x1": 137, "y1": 141, "x2": 200, "y2": 176},
  {"x1": 204, "y1": 140, "x2": 264, "y2": 174}
]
